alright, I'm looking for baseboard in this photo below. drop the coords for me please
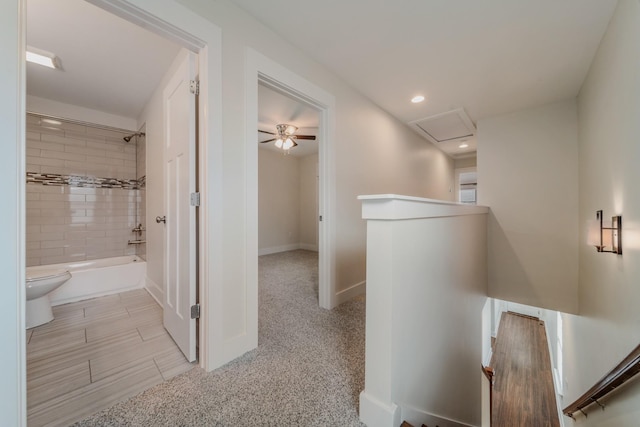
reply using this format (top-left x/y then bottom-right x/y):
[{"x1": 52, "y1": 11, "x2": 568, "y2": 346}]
[
  {"x1": 258, "y1": 244, "x2": 301, "y2": 256},
  {"x1": 145, "y1": 276, "x2": 163, "y2": 307},
  {"x1": 359, "y1": 391, "x2": 401, "y2": 427},
  {"x1": 298, "y1": 243, "x2": 318, "y2": 252},
  {"x1": 401, "y1": 403, "x2": 477, "y2": 427},
  {"x1": 335, "y1": 281, "x2": 366, "y2": 305}
]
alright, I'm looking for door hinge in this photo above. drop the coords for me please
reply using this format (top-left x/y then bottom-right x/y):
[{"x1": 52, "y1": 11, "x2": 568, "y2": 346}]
[
  {"x1": 190, "y1": 304, "x2": 200, "y2": 319},
  {"x1": 319, "y1": 215, "x2": 323, "y2": 222},
  {"x1": 189, "y1": 80, "x2": 200, "y2": 95},
  {"x1": 190, "y1": 192, "x2": 201, "y2": 207}
]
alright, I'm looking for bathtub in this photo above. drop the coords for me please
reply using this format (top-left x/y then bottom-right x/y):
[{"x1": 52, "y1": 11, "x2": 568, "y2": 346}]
[{"x1": 26, "y1": 255, "x2": 147, "y2": 306}]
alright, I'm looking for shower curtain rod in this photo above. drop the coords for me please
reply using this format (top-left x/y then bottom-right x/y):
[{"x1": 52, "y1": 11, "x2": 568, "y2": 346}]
[{"x1": 26, "y1": 111, "x2": 140, "y2": 135}]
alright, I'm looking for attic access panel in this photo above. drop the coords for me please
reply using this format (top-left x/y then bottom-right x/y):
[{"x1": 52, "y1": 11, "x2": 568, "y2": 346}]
[{"x1": 409, "y1": 108, "x2": 476, "y2": 145}]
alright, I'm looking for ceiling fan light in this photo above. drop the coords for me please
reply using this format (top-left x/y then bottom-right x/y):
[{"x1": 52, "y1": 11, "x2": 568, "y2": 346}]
[
  {"x1": 275, "y1": 138, "x2": 283, "y2": 148},
  {"x1": 285, "y1": 125, "x2": 298, "y2": 135},
  {"x1": 283, "y1": 138, "x2": 294, "y2": 150}
]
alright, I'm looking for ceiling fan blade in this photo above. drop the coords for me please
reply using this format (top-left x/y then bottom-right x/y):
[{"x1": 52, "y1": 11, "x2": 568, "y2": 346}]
[
  {"x1": 295, "y1": 135, "x2": 316, "y2": 140},
  {"x1": 260, "y1": 138, "x2": 276, "y2": 143},
  {"x1": 258, "y1": 130, "x2": 276, "y2": 135}
]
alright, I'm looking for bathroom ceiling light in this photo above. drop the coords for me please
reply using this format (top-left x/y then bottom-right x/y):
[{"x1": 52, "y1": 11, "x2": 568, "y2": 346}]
[
  {"x1": 41, "y1": 118, "x2": 62, "y2": 126},
  {"x1": 26, "y1": 46, "x2": 61, "y2": 70},
  {"x1": 459, "y1": 143, "x2": 469, "y2": 148},
  {"x1": 411, "y1": 95, "x2": 425, "y2": 103}
]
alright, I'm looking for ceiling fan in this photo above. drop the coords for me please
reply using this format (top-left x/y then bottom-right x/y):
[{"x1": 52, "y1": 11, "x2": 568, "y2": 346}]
[{"x1": 259, "y1": 124, "x2": 316, "y2": 150}]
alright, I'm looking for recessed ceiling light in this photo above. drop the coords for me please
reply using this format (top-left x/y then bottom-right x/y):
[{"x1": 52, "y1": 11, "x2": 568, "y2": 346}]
[
  {"x1": 411, "y1": 95, "x2": 425, "y2": 103},
  {"x1": 26, "y1": 46, "x2": 61, "y2": 70},
  {"x1": 459, "y1": 143, "x2": 469, "y2": 148}
]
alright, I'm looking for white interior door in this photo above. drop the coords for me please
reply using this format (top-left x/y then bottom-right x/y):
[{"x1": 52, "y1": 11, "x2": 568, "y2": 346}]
[{"x1": 163, "y1": 52, "x2": 197, "y2": 362}]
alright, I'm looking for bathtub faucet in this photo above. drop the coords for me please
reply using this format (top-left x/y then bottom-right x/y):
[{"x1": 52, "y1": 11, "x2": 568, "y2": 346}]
[{"x1": 132, "y1": 224, "x2": 145, "y2": 236}]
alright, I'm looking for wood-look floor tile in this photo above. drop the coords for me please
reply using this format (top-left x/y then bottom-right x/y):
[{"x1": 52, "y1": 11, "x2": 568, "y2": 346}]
[
  {"x1": 27, "y1": 329, "x2": 86, "y2": 360},
  {"x1": 51, "y1": 303, "x2": 86, "y2": 317},
  {"x1": 119, "y1": 288, "x2": 149, "y2": 299},
  {"x1": 52, "y1": 294, "x2": 121, "y2": 313},
  {"x1": 31, "y1": 310, "x2": 86, "y2": 337},
  {"x1": 27, "y1": 359, "x2": 164, "y2": 427},
  {"x1": 155, "y1": 347, "x2": 194, "y2": 380},
  {"x1": 27, "y1": 361, "x2": 91, "y2": 410},
  {"x1": 28, "y1": 330, "x2": 142, "y2": 380},
  {"x1": 119, "y1": 288, "x2": 155, "y2": 305},
  {"x1": 85, "y1": 307, "x2": 161, "y2": 342},
  {"x1": 89, "y1": 334, "x2": 176, "y2": 382},
  {"x1": 137, "y1": 323, "x2": 167, "y2": 341},
  {"x1": 27, "y1": 328, "x2": 33, "y2": 344},
  {"x1": 126, "y1": 301, "x2": 162, "y2": 316},
  {"x1": 84, "y1": 304, "x2": 129, "y2": 321},
  {"x1": 27, "y1": 289, "x2": 190, "y2": 424},
  {"x1": 51, "y1": 305, "x2": 85, "y2": 320}
]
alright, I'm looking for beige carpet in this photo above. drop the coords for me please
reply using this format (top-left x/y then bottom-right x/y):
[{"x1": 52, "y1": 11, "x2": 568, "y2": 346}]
[{"x1": 74, "y1": 250, "x2": 366, "y2": 426}]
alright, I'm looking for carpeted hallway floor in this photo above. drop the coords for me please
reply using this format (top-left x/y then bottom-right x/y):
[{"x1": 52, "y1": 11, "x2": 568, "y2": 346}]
[{"x1": 74, "y1": 250, "x2": 366, "y2": 426}]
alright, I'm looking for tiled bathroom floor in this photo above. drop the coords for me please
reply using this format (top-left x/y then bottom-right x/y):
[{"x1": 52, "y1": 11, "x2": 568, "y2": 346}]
[{"x1": 26, "y1": 289, "x2": 194, "y2": 427}]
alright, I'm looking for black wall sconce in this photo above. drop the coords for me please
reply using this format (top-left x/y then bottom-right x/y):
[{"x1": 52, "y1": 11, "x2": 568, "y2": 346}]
[{"x1": 588, "y1": 210, "x2": 622, "y2": 254}]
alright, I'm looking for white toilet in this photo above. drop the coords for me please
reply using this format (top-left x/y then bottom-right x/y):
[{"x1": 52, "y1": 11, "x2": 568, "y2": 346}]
[{"x1": 26, "y1": 269, "x2": 72, "y2": 329}]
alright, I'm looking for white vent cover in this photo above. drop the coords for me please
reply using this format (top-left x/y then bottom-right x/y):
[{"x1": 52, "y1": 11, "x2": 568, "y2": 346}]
[{"x1": 409, "y1": 108, "x2": 476, "y2": 145}]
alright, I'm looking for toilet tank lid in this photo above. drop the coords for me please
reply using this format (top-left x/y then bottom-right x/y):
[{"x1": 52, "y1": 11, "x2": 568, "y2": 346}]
[{"x1": 26, "y1": 269, "x2": 71, "y2": 282}]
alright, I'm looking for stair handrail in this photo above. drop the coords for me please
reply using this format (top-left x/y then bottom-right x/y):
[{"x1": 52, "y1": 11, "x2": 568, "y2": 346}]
[{"x1": 563, "y1": 343, "x2": 640, "y2": 419}]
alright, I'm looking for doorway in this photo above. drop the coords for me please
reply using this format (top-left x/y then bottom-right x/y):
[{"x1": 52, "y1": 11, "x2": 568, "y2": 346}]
[
  {"x1": 25, "y1": 0, "x2": 198, "y2": 352},
  {"x1": 24, "y1": 0, "x2": 201, "y2": 422},
  {"x1": 257, "y1": 83, "x2": 320, "y2": 256},
  {"x1": 8, "y1": 1, "x2": 222, "y2": 424},
  {"x1": 257, "y1": 83, "x2": 321, "y2": 331},
  {"x1": 243, "y1": 51, "x2": 336, "y2": 354}
]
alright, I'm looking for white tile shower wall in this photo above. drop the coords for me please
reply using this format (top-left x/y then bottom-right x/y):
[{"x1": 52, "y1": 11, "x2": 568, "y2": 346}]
[{"x1": 26, "y1": 113, "x2": 141, "y2": 266}]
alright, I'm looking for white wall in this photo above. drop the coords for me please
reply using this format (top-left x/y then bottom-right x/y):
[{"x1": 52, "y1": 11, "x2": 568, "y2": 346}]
[
  {"x1": 563, "y1": 0, "x2": 640, "y2": 424},
  {"x1": 136, "y1": 48, "x2": 189, "y2": 304},
  {"x1": 477, "y1": 100, "x2": 579, "y2": 314},
  {"x1": 156, "y1": 0, "x2": 456, "y2": 363},
  {"x1": 258, "y1": 149, "x2": 301, "y2": 253},
  {"x1": 454, "y1": 156, "x2": 477, "y2": 169},
  {"x1": 258, "y1": 150, "x2": 319, "y2": 254},
  {"x1": 299, "y1": 153, "x2": 318, "y2": 250}
]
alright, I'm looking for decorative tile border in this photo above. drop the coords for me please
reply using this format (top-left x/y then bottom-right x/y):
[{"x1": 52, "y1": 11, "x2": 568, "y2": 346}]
[
  {"x1": 27, "y1": 172, "x2": 142, "y2": 190},
  {"x1": 137, "y1": 175, "x2": 146, "y2": 189}
]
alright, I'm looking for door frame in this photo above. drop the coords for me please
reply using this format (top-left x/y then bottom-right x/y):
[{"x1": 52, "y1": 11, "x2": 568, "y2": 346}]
[
  {"x1": 9, "y1": 1, "x2": 224, "y2": 424},
  {"x1": 245, "y1": 50, "x2": 337, "y2": 326},
  {"x1": 85, "y1": 0, "x2": 223, "y2": 370}
]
